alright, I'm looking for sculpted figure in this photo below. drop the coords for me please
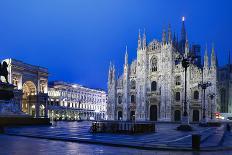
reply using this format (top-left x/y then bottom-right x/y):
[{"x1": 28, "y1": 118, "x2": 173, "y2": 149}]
[{"x1": 0, "y1": 61, "x2": 9, "y2": 83}]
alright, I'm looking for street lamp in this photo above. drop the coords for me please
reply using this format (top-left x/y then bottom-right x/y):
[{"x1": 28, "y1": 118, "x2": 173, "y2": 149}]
[
  {"x1": 176, "y1": 53, "x2": 197, "y2": 131},
  {"x1": 198, "y1": 81, "x2": 211, "y2": 125},
  {"x1": 208, "y1": 93, "x2": 215, "y2": 120}
]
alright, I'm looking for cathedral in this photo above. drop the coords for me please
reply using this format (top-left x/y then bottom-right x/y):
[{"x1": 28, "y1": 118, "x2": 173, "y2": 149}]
[{"x1": 107, "y1": 18, "x2": 217, "y2": 122}]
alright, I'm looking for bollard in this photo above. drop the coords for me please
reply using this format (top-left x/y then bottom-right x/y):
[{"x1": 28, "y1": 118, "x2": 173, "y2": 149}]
[{"x1": 192, "y1": 134, "x2": 201, "y2": 150}]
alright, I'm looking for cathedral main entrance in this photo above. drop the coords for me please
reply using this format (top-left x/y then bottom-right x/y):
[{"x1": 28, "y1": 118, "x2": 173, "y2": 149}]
[
  {"x1": 193, "y1": 110, "x2": 200, "y2": 122},
  {"x1": 174, "y1": 110, "x2": 181, "y2": 122},
  {"x1": 150, "y1": 105, "x2": 157, "y2": 121}
]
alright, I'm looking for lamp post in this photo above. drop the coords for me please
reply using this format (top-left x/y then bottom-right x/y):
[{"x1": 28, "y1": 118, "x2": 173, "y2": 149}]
[
  {"x1": 198, "y1": 81, "x2": 211, "y2": 125},
  {"x1": 176, "y1": 53, "x2": 197, "y2": 131},
  {"x1": 208, "y1": 93, "x2": 215, "y2": 120}
]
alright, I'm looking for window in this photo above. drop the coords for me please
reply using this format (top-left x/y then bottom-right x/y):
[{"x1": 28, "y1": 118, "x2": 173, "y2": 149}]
[
  {"x1": 131, "y1": 80, "x2": 136, "y2": 89},
  {"x1": 176, "y1": 76, "x2": 181, "y2": 85},
  {"x1": 193, "y1": 91, "x2": 199, "y2": 100},
  {"x1": 151, "y1": 81, "x2": 157, "y2": 91},
  {"x1": 131, "y1": 95, "x2": 135, "y2": 103},
  {"x1": 176, "y1": 92, "x2": 180, "y2": 101},
  {"x1": 151, "y1": 57, "x2": 158, "y2": 72},
  {"x1": 118, "y1": 95, "x2": 122, "y2": 104}
]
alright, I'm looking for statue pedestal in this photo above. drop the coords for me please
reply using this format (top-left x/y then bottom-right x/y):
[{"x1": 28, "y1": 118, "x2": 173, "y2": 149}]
[
  {"x1": 0, "y1": 100, "x2": 27, "y2": 117},
  {"x1": 0, "y1": 82, "x2": 50, "y2": 127}
]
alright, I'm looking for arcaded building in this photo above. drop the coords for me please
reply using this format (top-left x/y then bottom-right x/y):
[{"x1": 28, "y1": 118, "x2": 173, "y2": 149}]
[
  {"x1": 1, "y1": 58, "x2": 49, "y2": 117},
  {"x1": 48, "y1": 81, "x2": 107, "y2": 121}
]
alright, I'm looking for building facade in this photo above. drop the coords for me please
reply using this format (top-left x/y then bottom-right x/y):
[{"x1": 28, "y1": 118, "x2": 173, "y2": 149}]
[
  {"x1": 1, "y1": 58, "x2": 48, "y2": 117},
  {"x1": 107, "y1": 19, "x2": 217, "y2": 122},
  {"x1": 48, "y1": 81, "x2": 107, "y2": 121},
  {"x1": 217, "y1": 52, "x2": 232, "y2": 113}
]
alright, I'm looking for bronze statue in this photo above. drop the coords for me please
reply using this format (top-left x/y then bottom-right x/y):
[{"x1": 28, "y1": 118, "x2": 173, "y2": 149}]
[{"x1": 0, "y1": 61, "x2": 9, "y2": 83}]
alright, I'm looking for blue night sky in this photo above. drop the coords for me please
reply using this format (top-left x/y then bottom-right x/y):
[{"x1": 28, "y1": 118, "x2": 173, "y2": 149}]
[{"x1": 0, "y1": 0, "x2": 231, "y2": 90}]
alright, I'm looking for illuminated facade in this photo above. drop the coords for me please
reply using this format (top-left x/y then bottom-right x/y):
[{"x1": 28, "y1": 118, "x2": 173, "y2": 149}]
[
  {"x1": 107, "y1": 19, "x2": 217, "y2": 122},
  {"x1": 1, "y1": 58, "x2": 48, "y2": 117},
  {"x1": 48, "y1": 81, "x2": 107, "y2": 121}
]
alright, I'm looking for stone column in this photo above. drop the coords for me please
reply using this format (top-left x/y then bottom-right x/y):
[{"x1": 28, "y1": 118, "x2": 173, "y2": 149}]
[{"x1": 45, "y1": 97, "x2": 48, "y2": 118}]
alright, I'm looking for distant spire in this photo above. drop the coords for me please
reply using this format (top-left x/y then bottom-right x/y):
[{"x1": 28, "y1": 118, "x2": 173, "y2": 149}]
[
  {"x1": 142, "y1": 28, "x2": 147, "y2": 49},
  {"x1": 162, "y1": 28, "x2": 166, "y2": 44},
  {"x1": 181, "y1": 16, "x2": 186, "y2": 53},
  {"x1": 173, "y1": 32, "x2": 176, "y2": 44},
  {"x1": 138, "y1": 29, "x2": 142, "y2": 50},
  {"x1": 124, "y1": 46, "x2": 128, "y2": 65},
  {"x1": 108, "y1": 62, "x2": 113, "y2": 83},
  {"x1": 181, "y1": 16, "x2": 186, "y2": 42},
  {"x1": 185, "y1": 34, "x2": 189, "y2": 55},
  {"x1": 168, "y1": 24, "x2": 172, "y2": 44},
  {"x1": 211, "y1": 43, "x2": 216, "y2": 68},
  {"x1": 204, "y1": 45, "x2": 209, "y2": 69}
]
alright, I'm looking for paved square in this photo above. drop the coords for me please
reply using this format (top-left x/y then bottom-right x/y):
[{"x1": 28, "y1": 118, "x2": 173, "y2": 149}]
[{"x1": 4, "y1": 121, "x2": 226, "y2": 150}]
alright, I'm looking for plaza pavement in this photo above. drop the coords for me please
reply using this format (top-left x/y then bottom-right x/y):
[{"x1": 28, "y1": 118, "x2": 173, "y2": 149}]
[
  {"x1": 1, "y1": 134, "x2": 232, "y2": 155},
  {"x1": 2, "y1": 121, "x2": 228, "y2": 151}
]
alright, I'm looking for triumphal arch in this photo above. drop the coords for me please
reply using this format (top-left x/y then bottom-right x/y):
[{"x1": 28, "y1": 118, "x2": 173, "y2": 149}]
[{"x1": 1, "y1": 58, "x2": 48, "y2": 117}]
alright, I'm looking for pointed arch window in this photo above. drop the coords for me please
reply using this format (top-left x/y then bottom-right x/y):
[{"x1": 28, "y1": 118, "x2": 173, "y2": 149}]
[
  {"x1": 151, "y1": 57, "x2": 158, "y2": 72},
  {"x1": 118, "y1": 95, "x2": 122, "y2": 104},
  {"x1": 176, "y1": 92, "x2": 180, "y2": 101},
  {"x1": 151, "y1": 81, "x2": 157, "y2": 91},
  {"x1": 131, "y1": 95, "x2": 136, "y2": 103}
]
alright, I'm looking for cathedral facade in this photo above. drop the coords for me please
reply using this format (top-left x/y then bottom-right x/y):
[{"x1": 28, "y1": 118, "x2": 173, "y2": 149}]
[{"x1": 107, "y1": 19, "x2": 217, "y2": 122}]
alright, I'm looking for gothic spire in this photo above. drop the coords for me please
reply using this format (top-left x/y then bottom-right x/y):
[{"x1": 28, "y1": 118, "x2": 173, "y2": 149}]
[
  {"x1": 108, "y1": 62, "x2": 113, "y2": 84},
  {"x1": 185, "y1": 34, "x2": 189, "y2": 56},
  {"x1": 124, "y1": 46, "x2": 128, "y2": 65},
  {"x1": 162, "y1": 28, "x2": 166, "y2": 44},
  {"x1": 211, "y1": 43, "x2": 216, "y2": 68},
  {"x1": 138, "y1": 29, "x2": 142, "y2": 50},
  {"x1": 181, "y1": 16, "x2": 186, "y2": 43},
  {"x1": 204, "y1": 45, "x2": 209, "y2": 69},
  {"x1": 180, "y1": 16, "x2": 187, "y2": 53},
  {"x1": 142, "y1": 29, "x2": 147, "y2": 49},
  {"x1": 173, "y1": 32, "x2": 176, "y2": 44},
  {"x1": 168, "y1": 24, "x2": 172, "y2": 44}
]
